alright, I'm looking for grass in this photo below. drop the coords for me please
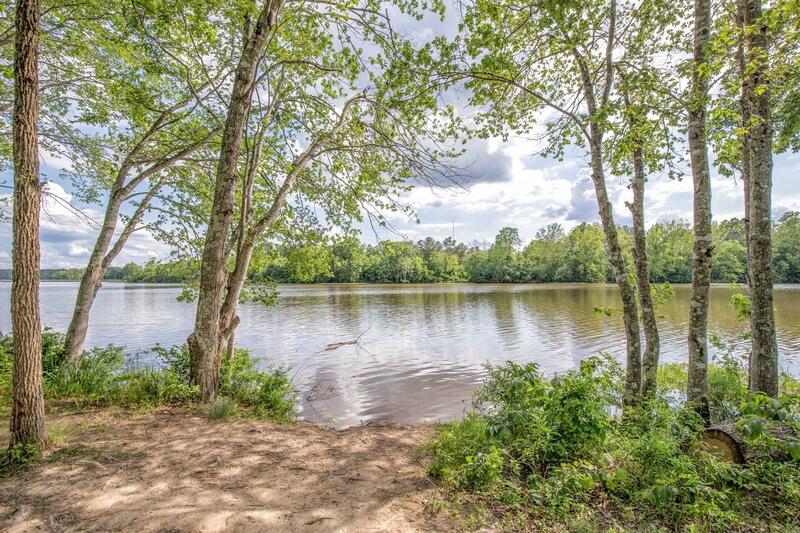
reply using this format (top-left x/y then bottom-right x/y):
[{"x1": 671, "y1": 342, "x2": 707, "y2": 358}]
[
  {"x1": 209, "y1": 396, "x2": 238, "y2": 420},
  {"x1": 0, "y1": 330, "x2": 295, "y2": 420}
]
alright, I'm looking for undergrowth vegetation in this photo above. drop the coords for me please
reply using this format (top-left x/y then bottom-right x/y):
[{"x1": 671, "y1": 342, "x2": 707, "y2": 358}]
[
  {"x1": 0, "y1": 330, "x2": 296, "y2": 421},
  {"x1": 426, "y1": 353, "x2": 800, "y2": 531}
]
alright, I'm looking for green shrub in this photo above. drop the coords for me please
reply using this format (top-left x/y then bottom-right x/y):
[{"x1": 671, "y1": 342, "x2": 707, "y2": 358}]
[
  {"x1": 0, "y1": 334, "x2": 12, "y2": 411},
  {"x1": 0, "y1": 441, "x2": 41, "y2": 477},
  {"x1": 150, "y1": 344, "x2": 296, "y2": 420},
  {"x1": 219, "y1": 348, "x2": 296, "y2": 421},
  {"x1": 40, "y1": 329, "x2": 69, "y2": 374},
  {"x1": 115, "y1": 369, "x2": 197, "y2": 407},
  {"x1": 0, "y1": 331, "x2": 294, "y2": 420},
  {"x1": 151, "y1": 343, "x2": 192, "y2": 383},
  {"x1": 45, "y1": 345, "x2": 124, "y2": 399},
  {"x1": 209, "y1": 396, "x2": 238, "y2": 420},
  {"x1": 427, "y1": 358, "x2": 800, "y2": 531},
  {"x1": 1, "y1": 329, "x2": 68, "y2": 410}
]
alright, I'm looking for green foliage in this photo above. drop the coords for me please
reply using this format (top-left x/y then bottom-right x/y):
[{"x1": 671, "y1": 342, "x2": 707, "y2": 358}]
[
  {"x1": 0, "y1": 333, "x2": 12, "y2": 412},
  {"x1": 428, "y1": 356, "x2": 620, "y2": 491},
  {"x1": 730, "y1": 292, "x2": 752, "y2": 322},
  {"x1": 26, "y1": 214, "x2": 800, "y2": 285},
  {"x1": 220, "y1": 349, "x2": 296, "y2": 421},
  {"x1": 46, "y1": 346, "x2": 125, "y2": 400},
  {"x1": 428, "y1": 358, "x2": 800, "y2": 530},
  {"x1": 0, "y1": 332, "x2": 295, "y2": 421},
  {"x1": 0, "y1": 442, "x2": 42, "y2": 477},
  {"x1": 149, "y1": 344, "x2": 296, "y2": 421},
  {"x1": 658, "y1": 335, "x2": 751, "y2": 424},
  {"x1": 774, "y1": 212, "x2": 800, "y2": 283}
]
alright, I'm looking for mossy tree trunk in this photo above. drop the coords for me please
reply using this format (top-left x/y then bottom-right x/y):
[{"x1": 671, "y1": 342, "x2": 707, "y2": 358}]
[
  {"x1": 687, "y1": 0, "x2": 713, "y2": 423},
  {"x1": 742, "y1": 0, "x2": 778, "y2": 397},
  {"x1": 620, "y1": 76, "x2": 660, "y2": 398}
]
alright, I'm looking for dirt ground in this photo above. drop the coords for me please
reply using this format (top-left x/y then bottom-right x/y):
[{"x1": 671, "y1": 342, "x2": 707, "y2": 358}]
[{"x1": 0, "y1": 408, "x2": 457, "y2": 532}]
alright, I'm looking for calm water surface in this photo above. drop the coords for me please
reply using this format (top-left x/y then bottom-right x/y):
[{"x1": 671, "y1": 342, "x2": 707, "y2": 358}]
[{"x1": 2, "y1": 282, "x2": 799, "y2": 427}]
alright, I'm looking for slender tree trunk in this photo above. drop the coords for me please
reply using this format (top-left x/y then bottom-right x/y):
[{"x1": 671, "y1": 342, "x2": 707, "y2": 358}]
[
  {"x1": 571, "y1": 10, "x2": 642, "y2": 403},
  {"x1": 743, "y1": 0, "x2": 778, "y2": 396},
  {"x1": 188, "y1": 0, "x2": 281, "y2": 403},
  {"x1": 211, "y1": 95, "x2": 354, "y2": 365},
  {"x1": 737, "y1": 1, "x2": 752, "y2": 266},
  {"x1": 10, "y1": 0, "x2": 45, "y2": 449},
  {"x1": 629, "y1": 149, "x2": 660, "y2": 397},
  {"x1": 687, "y1": 0, "x2": 713, "y2": 423},
  {"x1": 63, "y1": 127, "x2": 213, "y2": 363},
  {"x1": 619, "y1": 75, "x2": 660, "y2": 398},
  {"x1": 63, "y1": 194, "x2": 125, "y2": 363},
  {"x1": 588, "y1": 137, "x2": 642, "y2": 405},
  {"x1": 737, "y1": 0, "x2": 755, "y2": 387}
]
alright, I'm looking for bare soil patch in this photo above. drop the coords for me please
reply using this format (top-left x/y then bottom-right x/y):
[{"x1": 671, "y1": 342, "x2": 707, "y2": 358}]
[{"x1": 0, "y1": 408, "x2": 455, "y2": 532}]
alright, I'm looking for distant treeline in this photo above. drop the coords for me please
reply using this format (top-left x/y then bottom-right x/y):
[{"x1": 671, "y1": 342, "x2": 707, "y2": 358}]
[{"x1": 5, "y1": 213, "x2": 800, "y2": 285}]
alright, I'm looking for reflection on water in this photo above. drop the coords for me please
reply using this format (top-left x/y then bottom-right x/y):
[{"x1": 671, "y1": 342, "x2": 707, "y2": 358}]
[{"x1": 1, "y1": 282, "x2": 799, "y2": 427}]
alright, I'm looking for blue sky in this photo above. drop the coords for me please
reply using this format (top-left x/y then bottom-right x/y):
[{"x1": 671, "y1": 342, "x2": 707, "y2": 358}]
[{"x1": 1, "y1": 4, "x2": 798, "y2": 268}]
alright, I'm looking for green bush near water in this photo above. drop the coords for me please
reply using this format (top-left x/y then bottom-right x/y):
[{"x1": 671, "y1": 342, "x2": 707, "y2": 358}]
[
  {"x1": 426, "y1": 355, "x2": 800, "y2": 531},
  {"x1": 0, "y1": 330, "x2": 295, "y2": 421},
  {"x1": 152, "y1": 343, "x2": 296, "y2": 421}
]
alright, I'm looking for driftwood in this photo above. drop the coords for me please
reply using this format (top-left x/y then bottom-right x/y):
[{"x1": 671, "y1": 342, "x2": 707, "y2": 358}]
[
  {"x1": 324, "y1": 327, "x2": 370, "y2": 352},
  {"x1": 700, "y1": 419, "x2": 796, "y2": 463}
]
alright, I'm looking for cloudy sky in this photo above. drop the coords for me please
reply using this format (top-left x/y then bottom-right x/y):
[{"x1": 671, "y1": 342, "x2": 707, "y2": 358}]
[{"x1": 1, "y1": 4, "x2": 798, "y2": 269}]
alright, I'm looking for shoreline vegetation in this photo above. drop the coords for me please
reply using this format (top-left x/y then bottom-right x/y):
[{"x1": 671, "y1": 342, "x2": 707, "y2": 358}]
[
  {"x1": 2, "y1": 331, "x2": 799, "y2": 530},
  {"x1": 2, "y1": 215, "x2": 800, "y2": 285},
  {"x1": 3, "y1": 0, "x2": 799, "y2": 530}
]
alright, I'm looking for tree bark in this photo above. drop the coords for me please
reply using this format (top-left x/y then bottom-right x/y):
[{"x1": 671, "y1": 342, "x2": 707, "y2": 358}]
[
  {"x1": 63, "y1": 127, "x2": 215, "y2": 364},
  {"x1": 737, "y1": 0, "x2": 752, "y2": 267},
  {"x1": 743, "y1": 0, "x2": 778, "y2": 397},
  {"x1": 628, "y1": 148, "x2": 660, "y2": 397},
  {"x1": 588, "y1": 135, "x2": 643, "y2": 405},
  {"x1": 188, "y1": 0, "x2": 281, "y2": 403},
  {"x1": 619, "y1": 74, "x2": 660, "y2": 398},
  {"x1": 213, "y1": 96, "x2": 360, "y2": 362},
  {"x1": 571, "y1": 4, "x2": 643, "y2": 404},
  {"x1": 10, "y1": 0, "x2": 46, "y2": 449},
  {"x1": 737, "y1": 2, "x2": 755, "y2": 390},
  {"x1": 63, "y1": 189, "x2": 126, "y2": 363},
  {"x1": 687, "y1": 0, "x2": 713, "y2": 423}
]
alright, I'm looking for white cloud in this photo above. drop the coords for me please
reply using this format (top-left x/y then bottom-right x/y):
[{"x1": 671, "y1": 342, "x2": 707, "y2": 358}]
[{"x1": 0, "y1": 181, "x2": 172, "y2": 268}]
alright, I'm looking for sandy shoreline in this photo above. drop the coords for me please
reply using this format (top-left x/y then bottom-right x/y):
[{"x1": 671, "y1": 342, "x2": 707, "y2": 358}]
[{"x1": 1, "y1": 408, "x2": 456, "y2": 532}]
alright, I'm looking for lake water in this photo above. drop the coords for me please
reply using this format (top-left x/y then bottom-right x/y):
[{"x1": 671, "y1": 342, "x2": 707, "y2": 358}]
[{"x1": 2, "y1": 282, "x2": 799, "y2": 427}]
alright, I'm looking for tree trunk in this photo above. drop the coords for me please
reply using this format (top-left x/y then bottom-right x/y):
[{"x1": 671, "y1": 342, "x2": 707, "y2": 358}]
[
  {"x1": 63, "y1": 126, "x2": 214, "y2": 363},
  {"x1": 743, "y1": 0, "x2": 778, "y2": 397},
  {"x1": 737, "y1": 0, "x2": 752, "y2": 268},
  {"x1": 687, "y1": 0, "x2": 713, "y2": 424},
  {"x1": 188, "y1": 0, "x2": 281, "y2": 403},
  {"x1": 10, "y1": 0, "x2": 46, "y2": 449},
  {"x1": 588, "y1": 131, "x2": 642, "y2": 405},
  {"x1": 701, "y1": 419, "x2": 795, "y2": 463},
  {"x1": 63, "y1": 194, "x2": 124, "y2": 363},
  {"x1": 620, "y1": 76, "x2": 660, "y2": 398},
  {"x1": 629, "y1": 148, "x2": 660, "y2": 397},
  {"x1": 737, "y1": 0, "x2": 755, "y2": 389}
]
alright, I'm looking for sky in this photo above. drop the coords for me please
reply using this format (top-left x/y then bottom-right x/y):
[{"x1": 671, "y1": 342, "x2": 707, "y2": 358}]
[{"x1": 1, "y1": 3, "x2": 799, "y2": 269}]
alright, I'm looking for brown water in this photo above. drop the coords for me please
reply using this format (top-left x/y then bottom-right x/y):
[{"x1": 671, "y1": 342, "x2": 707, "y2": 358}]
[{"x1": 2, "y1": 282, "x2": 799, "y2": 427}]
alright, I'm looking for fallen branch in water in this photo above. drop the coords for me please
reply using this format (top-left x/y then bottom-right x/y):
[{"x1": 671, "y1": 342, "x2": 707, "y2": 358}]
[{"x1": 324, "y1": 327, "x2": 370, "y2": 351}]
